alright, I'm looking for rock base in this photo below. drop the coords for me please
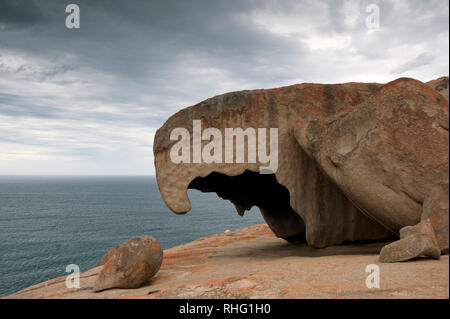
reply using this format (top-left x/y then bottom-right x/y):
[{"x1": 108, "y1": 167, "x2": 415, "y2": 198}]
[{"x1": 6, "y1": 224, "x2": 449, "y2": 299}]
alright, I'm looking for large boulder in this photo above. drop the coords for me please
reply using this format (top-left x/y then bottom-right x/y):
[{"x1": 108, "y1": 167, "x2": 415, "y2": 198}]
[
  {"x1": 94, "y1": 236, "x2": 163, "y2": 292},
  {"x1": 153, "y1": 76, "x2": 449, "y2": 262}
]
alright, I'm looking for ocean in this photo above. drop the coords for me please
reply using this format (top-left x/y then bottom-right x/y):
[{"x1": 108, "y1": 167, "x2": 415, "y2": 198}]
[{"x1": 0, "y1": 176, "x2": 264, "y2": 296}]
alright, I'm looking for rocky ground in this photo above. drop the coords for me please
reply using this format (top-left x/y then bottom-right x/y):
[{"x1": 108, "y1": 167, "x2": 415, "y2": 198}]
[{"x1": 5, "y1": 224, "x2": 449, "y2": 299}]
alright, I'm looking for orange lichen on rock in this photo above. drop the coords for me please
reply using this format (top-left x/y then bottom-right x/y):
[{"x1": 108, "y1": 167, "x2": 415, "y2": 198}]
[
  {"x1": 5, "y1": 224, "x2": 449, "y2": 299},
  {"x1": 93, "y1": 236, "x2": 163, "y2": 292}
]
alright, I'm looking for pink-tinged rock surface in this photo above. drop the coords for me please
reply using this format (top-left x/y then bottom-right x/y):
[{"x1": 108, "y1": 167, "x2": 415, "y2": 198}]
[{"x1": 5, "y1": 224, "x2": 448, "y2": 299}]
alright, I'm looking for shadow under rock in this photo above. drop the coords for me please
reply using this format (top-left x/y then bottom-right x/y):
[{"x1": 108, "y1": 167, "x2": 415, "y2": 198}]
[{"x1": 210, "y1": 238, "x2": 393, "y2": 260}]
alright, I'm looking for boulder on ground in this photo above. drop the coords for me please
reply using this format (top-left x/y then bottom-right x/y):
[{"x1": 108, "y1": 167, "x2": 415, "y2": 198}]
[{"x1": 94, "y1": 236, "x2": 163, "y2": 292}]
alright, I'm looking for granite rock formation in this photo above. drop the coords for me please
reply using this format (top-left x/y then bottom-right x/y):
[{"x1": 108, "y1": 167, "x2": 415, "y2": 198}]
[
  {"x1": 153, "y1": 76, "x2": 449, "y2": 262},
  {"x1": 94, "y1": 236, "x2": 163, "y2": 292}
]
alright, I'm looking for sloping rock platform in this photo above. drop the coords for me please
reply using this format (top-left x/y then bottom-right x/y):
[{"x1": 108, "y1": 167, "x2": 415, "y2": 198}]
[{"x1": 6, "y1": 224, "x2": 448, "y2": 299}]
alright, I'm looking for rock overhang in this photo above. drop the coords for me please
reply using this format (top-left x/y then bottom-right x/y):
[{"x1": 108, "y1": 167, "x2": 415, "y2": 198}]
[{"x1": 153, "y1": 76, "x2": 449, "y2": 261}]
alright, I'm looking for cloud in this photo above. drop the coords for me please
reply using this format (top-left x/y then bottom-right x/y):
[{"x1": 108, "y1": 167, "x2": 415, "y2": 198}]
[
  {"x1": 0, "y1": 0, "x2": 448, "y2": 174},
  {"x1": 391, "y1": 53, "x2": 435, "y2": 74}
]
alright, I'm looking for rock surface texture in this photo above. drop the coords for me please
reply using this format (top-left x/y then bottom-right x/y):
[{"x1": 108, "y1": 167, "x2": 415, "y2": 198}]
[
  {"x1": 6, "y1": 225, "x2": 449, "y2": 299},
  {"x1": 93, "y1": 236, "x2": 163, "y2": 292},
  {"x1": 153, "y1": 76, "x2": 449, "y2": 262}
]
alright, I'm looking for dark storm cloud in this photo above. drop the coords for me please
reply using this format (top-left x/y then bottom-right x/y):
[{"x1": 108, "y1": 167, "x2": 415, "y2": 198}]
[
  {"x1": 1, "y1": 1, "x2": 447, "y2": 80},
  {"x1": 2, "y1": 0, "x2": 311, "y2": 88},
  {"x1": 0, "y1": 0, "x2": 46, "y2": 30},
  {"x1": 0, "y1": 0, "x2": 448, "y2": 174},
  {"x1": 1, "y1": 0, "x2": 312, "y2": 124}
]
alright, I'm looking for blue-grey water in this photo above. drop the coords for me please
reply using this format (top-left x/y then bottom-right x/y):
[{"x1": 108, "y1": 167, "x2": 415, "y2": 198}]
[{"x1": 0, "y1": 176, "x2": 264, "y2": 296}]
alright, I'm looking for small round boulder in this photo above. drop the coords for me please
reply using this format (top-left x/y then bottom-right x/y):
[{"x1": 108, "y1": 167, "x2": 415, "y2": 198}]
[{"x1": 94, "y1": 236, "x2": 163, "y2": 292}]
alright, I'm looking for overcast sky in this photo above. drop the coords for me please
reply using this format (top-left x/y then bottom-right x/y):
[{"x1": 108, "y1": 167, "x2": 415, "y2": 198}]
[{"x1": 0, "y1": 0, "x2": 448, "y2": 175}]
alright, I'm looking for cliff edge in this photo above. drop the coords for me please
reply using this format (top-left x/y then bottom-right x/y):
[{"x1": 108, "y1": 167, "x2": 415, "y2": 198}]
[{"x1": 6, "y1": 224, "x2": 448, "y2": 299}]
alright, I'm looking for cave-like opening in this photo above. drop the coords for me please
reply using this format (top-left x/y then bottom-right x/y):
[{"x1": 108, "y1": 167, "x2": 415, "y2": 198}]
[{"x1": 188, "y1": 170, "x2": 306, "y2": 242}]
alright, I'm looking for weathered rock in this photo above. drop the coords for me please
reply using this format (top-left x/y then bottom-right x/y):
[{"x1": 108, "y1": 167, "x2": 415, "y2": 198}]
[
  {"x1": 153, "y1": 76, "x2": 449, "y2": 262},
  {"x1": 422, "y1": 183, "x2": 449, "y2": 253},
  {"x1": 96, "y1": 246, "x2": 118, "y2": 266},
  {"x1": 379, "y1": 221, "x2": 441, "y2": 262},
  {"x1": 427, "y1": 76, "x2": 449, "y2": 99},
  {"x1": 94, "y1": 236, "x2": 163, "y2": 292}
]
